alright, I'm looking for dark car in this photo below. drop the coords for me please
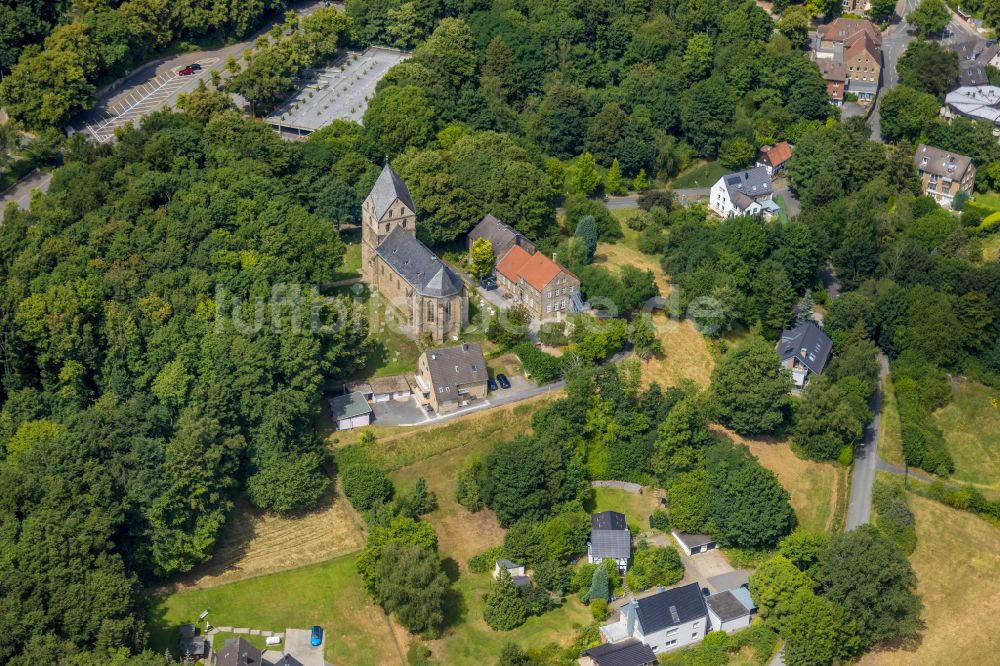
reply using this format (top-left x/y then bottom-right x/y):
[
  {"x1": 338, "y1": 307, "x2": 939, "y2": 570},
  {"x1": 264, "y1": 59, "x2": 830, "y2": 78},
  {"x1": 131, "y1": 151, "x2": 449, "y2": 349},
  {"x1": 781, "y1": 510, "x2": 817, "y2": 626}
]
[
  {"x1": 178, "y1": 67, "x2": 195, "y2": 76},
  {"x1": 487, "y1": 378, "x2": 498, "y2": 392},
  {"x1": 187, "y1": 63, "x2": 202, "y2": 70},
  {"x1": 496, "y1": 373, "x2": 511, "y2": 389},
  {"x1": 479, "y1": 275, "x2": 497, "y2": 291},
  {"x1": 310, "y1": 626, "x2": 323, "y2": 647}
]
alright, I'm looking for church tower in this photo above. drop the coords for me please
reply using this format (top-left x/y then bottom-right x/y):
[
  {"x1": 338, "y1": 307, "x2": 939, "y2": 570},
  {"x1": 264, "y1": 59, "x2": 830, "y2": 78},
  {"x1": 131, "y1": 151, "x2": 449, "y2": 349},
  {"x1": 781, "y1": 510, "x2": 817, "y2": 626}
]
[{"x1": 361, "y1": 162, "x2": 417, "y2": 285}]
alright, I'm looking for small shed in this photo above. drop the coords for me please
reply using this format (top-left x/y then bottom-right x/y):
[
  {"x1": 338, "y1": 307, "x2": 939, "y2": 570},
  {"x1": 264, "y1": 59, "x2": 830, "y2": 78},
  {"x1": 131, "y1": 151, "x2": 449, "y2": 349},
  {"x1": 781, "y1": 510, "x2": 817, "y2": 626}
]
[
  {"x1": 671, "y1": 529, "x2": 717, "y2": 556},
  {"x1": 369, "y1": 375, "x2": 412, "y2": 402},
  {"x1": 345, "y1": 380, "x2": 374, "y2": 400},
  {"x1": 178, "y1": 635, "x2": 210, "y2": 659},
  {"x1": 329, "y1": 392, "x2": 373, "y2": 430},
  {"x1": 706, "y1": 590, "x2": 752, "y2": 634}
]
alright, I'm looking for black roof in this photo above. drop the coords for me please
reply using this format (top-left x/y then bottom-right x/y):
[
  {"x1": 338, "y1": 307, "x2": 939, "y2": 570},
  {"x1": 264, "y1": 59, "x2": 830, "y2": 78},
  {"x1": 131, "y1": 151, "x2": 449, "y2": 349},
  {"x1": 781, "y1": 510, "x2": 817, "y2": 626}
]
[
  {"x1": 777, "y1": 321, "x2": 833, "y2": 375},
  {"x1": 583, "y1": 638, "x2": 657, "y2": 666},
  {"x1": 706, "y1": 590, "x2": 751, "y2": 622},
  {"x1": 375, "y1": 226, "x2": 464, "y2": 297},
  {"x1": 215, "y1": 637, "x2": 263, "y2": 666},
  {"x1": 592, "y1": 511, "x2": 627, "y2": 531},
  {"x1": 634, "y1": 582, "x2": 708, "y2": 633},
  {"x1": 368, "y1": 162, "x2": 415, "y2": 220}
]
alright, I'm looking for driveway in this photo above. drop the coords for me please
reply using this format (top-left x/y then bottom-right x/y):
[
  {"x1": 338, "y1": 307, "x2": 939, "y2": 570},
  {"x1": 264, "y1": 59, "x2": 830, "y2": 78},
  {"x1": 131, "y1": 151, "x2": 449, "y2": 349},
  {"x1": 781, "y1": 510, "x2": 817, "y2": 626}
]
[
  {"x1": 772, "y1": 179, "x2": 800, "y2": 220},
  {"x1": 370, "y1": 396, "x2": 427, "y2": 426},
  {"x1": 0, "y1": 170, "x2": 52, "y2": 222},
  {"x1": 845, "y1": 352, "x2": 889, "y2": 530},
  {"x1": 282, "y1": 628, "x2": 324, "y2": 666}
]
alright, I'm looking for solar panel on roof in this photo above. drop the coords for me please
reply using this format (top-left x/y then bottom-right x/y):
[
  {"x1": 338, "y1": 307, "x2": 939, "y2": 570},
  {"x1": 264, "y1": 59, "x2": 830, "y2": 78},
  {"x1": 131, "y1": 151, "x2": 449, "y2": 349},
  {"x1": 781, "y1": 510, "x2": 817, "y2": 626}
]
[{"x1": 669, "y1": 605, "x2": 680, "y2": 623}]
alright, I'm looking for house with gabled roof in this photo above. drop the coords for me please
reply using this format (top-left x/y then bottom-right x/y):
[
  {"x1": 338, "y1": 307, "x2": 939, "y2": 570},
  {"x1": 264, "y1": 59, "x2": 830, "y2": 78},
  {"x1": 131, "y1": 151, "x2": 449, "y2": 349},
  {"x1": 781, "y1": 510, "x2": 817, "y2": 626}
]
[
  {"x1": 813, "y1": 17, "x2": 882, "y2": 104},
  {"x1": 495, "y1": 245, "x2": 580, "y2": 321},
  {"x1": 914, "y1": 144, "x2": 976, "y2": 210},
  {"x1": 709, "y1": 167, "x2": 777, "y2": 219},
  {"x1": 776, "y1": 321, "x2": 833, "y2": 388},
  {"x1": 361, "y1": 163, "x2": 468, "y2": 342},
  {"x1": 467, "y1": 214, "x2": 536, "y2": 267},
  {"x1": 415, "y1": 342, "x2": 488, "y2": 413},
  {"x1": 601, "y1": 582, "x2": 709, "y2": 654},
  {"x1": 579, "y1": 638, "x2": 657, "y2": 666},
  {"x1": 588, "y1": 511, "x2": 631, "y2": 572},
  {"x1": 756, "y1": 141, "x2": 793, "y2": 176}
]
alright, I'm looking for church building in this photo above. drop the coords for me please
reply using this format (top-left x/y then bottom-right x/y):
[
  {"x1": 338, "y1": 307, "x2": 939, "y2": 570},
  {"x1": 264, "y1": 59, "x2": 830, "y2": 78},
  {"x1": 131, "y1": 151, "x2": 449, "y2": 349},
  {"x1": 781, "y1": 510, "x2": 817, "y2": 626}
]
[{"x1": 361, "y1": 163, "x2": 468, "y2": 342}]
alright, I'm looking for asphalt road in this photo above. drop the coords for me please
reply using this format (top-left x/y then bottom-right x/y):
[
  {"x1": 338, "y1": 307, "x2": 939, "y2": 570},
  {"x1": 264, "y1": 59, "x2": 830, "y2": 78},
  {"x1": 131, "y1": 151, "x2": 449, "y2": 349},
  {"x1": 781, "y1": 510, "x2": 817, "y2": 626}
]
[
  {"x1": 0, "y1": 170, "x2": 52, "y2": 222},
  {"x1": 846, "y1": 352, "x2": 890, "y2": 530}
]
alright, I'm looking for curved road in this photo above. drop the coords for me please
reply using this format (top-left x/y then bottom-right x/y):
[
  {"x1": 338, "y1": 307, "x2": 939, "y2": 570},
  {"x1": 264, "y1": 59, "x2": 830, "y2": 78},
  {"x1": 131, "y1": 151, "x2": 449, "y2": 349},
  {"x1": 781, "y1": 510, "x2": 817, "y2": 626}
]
[{"x1": 0, "y1": 170, "x2": 52, "y2": 222}]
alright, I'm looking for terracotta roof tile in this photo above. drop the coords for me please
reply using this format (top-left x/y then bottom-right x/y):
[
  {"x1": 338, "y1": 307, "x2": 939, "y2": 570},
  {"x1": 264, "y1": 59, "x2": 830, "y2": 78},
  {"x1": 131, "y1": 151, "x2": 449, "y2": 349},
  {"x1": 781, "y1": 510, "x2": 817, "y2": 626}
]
[
  {"x1": 758, "y1": 141, "x2": 793, "y2": 167},
  {"x1": 495, "y1": 244, "x2": 532, "y2": 282}
]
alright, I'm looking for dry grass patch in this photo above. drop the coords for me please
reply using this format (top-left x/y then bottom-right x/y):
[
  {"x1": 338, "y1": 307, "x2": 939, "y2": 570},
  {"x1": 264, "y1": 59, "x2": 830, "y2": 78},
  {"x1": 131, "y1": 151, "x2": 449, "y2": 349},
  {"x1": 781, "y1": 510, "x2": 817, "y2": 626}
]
[
  {"x1": 718, "y1": 427, "x2": 843, "y2": 533},
  {"x1": 879, "y1": 374, "x2": 905, "y2": 467},
  {"x1": 933, "y1": 379, "x2": 1000, "y2": 492},
  {"x1": 594, "y1": 240, "x2": 671, "y2": 296},
  {"x1": 859, "y1": 493, "x2": 1000, "y2": 665},
  {"x1": 165, "y1": 485, "x2": 366, "y2": 591},
  {"x1": 641, "y1": 312, "x2": 714, "y2": 390}
]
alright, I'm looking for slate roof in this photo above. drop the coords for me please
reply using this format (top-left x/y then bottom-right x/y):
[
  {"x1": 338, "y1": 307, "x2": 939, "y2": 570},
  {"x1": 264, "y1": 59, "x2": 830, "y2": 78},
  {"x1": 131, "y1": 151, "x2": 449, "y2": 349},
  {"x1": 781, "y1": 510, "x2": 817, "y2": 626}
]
[
  {"x1": 777, "y1": 322, "x2": 833, "y2": 375},
  {"x1": 706, "y1": 590, "x2": 750, "y2": 622},
  {"x1": 628, "y1": 582, "x2": 708, "y2": 634},
  {"x1": 590, "y1": 528, "x2": 631, "y2": 561},
  {"x1": 216, "y1": 637, "x2": 264, "y2": 666},
  {"x1": 592, "y1": 511, "x2": 628, "y2": 531},
  {"x1": 423, "y1": 343, "x2": 488, "y2": 398},
  {"x1": 368, "y1": 162, "x2": 414, "y2": 221},
  {"x1": 945, "y1": 85, "x2": 1000, "y2": 125},
  {"x1": 915, "y1": 144, "x2": 975, "y2": 181},
  {"x1": 721, "y1": 166, "x2": 773, "y2": 204},
  {"x1": 496, "y1": 559, "x2": 522, "y2": 571},
  {"x1": 582, "y1": 638, "x2": 657, "y2": 666},
  {"x1": 671, "y1": 530, "x2": 716, "y2": 550},
  {"x1": 757, "y1": 141, "x2": 793, "y2": 168},
  {"x1": 468, "y1": 214, "x2": 536, "y2": 260},
  {"x1": 375, "y1": 226, "x2": 464, "y2": 297},
  {"x1": 329, "y1": 392, "x2": 372, "y2": 420},
  {"x1": 511, "y1": 575, "x2": 532, "y2": 588}
]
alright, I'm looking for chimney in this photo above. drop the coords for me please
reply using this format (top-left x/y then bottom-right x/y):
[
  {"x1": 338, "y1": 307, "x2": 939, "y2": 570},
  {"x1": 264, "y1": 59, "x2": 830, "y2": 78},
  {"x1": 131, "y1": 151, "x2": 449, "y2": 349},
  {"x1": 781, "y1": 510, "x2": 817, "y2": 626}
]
[
  {"x1": 552, "y1": 252, "x2": 557, "y2": 263},
  {"x1": 462, "y1": 343, "x2": 469, "y2": 352}
]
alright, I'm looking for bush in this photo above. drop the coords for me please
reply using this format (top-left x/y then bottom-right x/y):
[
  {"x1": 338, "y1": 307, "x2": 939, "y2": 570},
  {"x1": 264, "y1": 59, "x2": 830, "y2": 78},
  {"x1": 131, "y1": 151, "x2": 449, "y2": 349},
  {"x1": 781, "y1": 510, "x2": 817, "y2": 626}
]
[
  {"x1": 590, "y1": 598, "x2": 608, "y2": 620},
  {"x1": 651, "y1": 508, "x2": 670, "y2": 530},
  {"x1": 838, "y1": 445, "x2": 855, "y2": 466},
  {"x1": 407, "y1": 642, "x2": 432, "y2": 665},
  {"x1": 637, "y1": 189, "x2": 674, "y2": 212},
  {"x1": 341, "y1": 464, "x2": 394, "y2": 512},
  {"x1": 514, "y1": 343, "x2": 564, "y2": 384},
  {"x1": 626, "y1": 210, "x2": 655, "y2": 231},
  {"x1": 538, "y1": 321, "x2": 569, "y2": 347},
  {"x1": 455, "y1": 460, "x2": 484, "y2": 511},
  {"x1": 636, "y1": 228, "x2": 668, "y2": 255},
  {"x1": 468, "y1": 545, "x2": 504, "y2": 574},
  {"x1": 564, "y1": 195, "x2": 622, "y2": 241},
  {"x1": 626, "y1": 542, "x2": 684, "y2": 591},
  {"x1": 532, "y1": 560, "x2": 572, "y2": 594}
]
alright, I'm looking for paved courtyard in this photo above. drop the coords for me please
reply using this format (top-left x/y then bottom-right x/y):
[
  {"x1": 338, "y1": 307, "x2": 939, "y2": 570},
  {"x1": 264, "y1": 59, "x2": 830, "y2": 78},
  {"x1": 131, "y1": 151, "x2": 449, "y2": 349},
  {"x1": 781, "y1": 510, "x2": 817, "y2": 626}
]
[{"x1": 281, "y1": 628, "x2": 324, "y2": 666}]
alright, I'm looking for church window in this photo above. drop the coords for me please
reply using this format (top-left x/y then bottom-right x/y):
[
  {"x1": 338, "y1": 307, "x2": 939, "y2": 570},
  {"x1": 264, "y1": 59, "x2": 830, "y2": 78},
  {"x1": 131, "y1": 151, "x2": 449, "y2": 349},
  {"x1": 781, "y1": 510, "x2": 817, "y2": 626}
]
[{"x1": 427, "y1": 301, "x2": 435, "y2": 322}]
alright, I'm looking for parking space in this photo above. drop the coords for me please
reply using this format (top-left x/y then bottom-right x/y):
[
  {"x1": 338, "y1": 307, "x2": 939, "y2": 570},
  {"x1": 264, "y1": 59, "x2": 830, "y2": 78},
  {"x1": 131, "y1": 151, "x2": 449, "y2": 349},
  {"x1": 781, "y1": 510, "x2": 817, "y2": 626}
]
[
  {"x1": 370, "y1": 396, "x2": 428, "y2": 425},
  {"x1": 83, "y1": 58, "x2": 218, "y2": 143},
  {"x1": 282, "y1": 628, "x2": 324, "y2": 666}
]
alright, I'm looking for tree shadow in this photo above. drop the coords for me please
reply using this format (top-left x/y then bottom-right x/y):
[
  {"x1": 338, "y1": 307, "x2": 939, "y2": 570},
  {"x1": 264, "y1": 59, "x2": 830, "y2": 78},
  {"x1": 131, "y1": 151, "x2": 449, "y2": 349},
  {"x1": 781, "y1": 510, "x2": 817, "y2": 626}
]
[
  {"x1": 442, "y1": 584, "x2": 469, "y2": 630},
  {"x1": 441, "y1": 557, "x2": 461, "y2": 583}
]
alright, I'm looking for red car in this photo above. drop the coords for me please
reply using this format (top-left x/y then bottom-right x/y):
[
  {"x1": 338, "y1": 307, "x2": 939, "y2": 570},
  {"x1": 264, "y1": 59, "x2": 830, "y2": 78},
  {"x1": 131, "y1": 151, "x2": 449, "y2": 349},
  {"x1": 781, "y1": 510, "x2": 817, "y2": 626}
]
[{"x1": 178, "y1": 67, "x2": 195, "y2": 76}]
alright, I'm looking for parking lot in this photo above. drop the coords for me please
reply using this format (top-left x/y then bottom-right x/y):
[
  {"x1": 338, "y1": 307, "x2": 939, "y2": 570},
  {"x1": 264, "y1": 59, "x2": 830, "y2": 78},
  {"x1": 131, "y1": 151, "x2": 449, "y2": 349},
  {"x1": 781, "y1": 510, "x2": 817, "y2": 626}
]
[
  {"x1": 279, "y1": 628, "x2": 324, "y2": 666},
  {"x1": 82, "y1": 59, "x2": 218, "y2": 143}
]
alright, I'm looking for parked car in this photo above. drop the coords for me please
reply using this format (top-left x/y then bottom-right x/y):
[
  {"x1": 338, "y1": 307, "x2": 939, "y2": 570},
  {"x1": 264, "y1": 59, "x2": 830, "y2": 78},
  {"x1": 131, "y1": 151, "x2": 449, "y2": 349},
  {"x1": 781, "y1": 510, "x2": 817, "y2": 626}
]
[
  {"x1": 479, "y1": 275, "x2": 497, "y2": 291},
  {"x1": 487, "y1": 378, "x2": 498, "y2": 392},
  {"x1": 178, "y1": 67, "x2": 195, "y2": 76},
  {"x1": 187, "y1": 63, "x2": 202, "y2": 70},
  {"x1": 496, "y1": 373, "x2": 511, "y2": 389},
  {"x1": 310, "y1": 626, "x2": 323, "y2": 646}
]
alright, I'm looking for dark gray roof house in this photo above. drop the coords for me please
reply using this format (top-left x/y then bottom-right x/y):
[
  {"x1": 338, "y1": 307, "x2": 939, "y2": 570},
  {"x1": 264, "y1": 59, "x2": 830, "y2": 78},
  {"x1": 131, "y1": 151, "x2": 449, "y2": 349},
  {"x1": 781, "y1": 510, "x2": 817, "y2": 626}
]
[
  {"x1": 375, "y1": 226, "x2": 464, "y2": 298},
  {"x1": 423, "y1": 342, "x2": 487, "y2": 395},
  {"x1": 467, "y1": 213, "x2": 537, "y2": 262},
  {"x1": 624, "y1": 582, "x2": 708, "y2": 634},
  {"x1": 216, "y1": 637, "x2": 264, "y2": 666},
  {"x1": 723, "y1": 166, "x2": 773, "y2": 201},
  {"x1": 179, "y1": 636, "x2": 210, "y2": 659},
  {"x1": 706, "y1": 590, "x2": 751, "y2": 623},
  {"x1": 329, "y1": 392, "x2": 372, "y2": 420},
  {"x1": 592, "y1": 511, "x2": 628, "y2": 531},
  {"x1": 948, "y1": 39, "x2": 999, "y2": 87},
  {"x1": 590, "y1": 530, "x2": 631, "y2": 561},
  {"x1": 369, "y1": 162, "x2": 415, "y2": 221},
  {"x1": 581, "y1": 638, "x2": 657, "y2": 666},
  {"x1": 777, "y1": 321, "x2": 833, "y2": 385}
]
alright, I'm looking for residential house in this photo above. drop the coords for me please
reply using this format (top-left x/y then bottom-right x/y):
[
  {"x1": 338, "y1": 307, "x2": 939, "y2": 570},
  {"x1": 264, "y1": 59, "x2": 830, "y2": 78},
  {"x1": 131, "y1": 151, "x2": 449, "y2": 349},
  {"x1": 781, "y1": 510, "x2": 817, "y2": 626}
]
[
  {"x1": 841, "y1": 0, "x2": 870, "y2": 14},
  {"x1": 588, "y1": 511, "x2": 631, "y2": 572},
  {"x1": 706, "y1": 591, "x2": 752, "y2": 634},
  {"x1": 178, "y1": 625, "x2": 209, "y2": 660},
  {"x1": 776, "y1": 321, "x2": 833, "y2": 388},
  {"x1": 755, "y1": 141, "x2": 793, "y2": 176},
  {"x1": 494, "y1": 559, "x2": 531, "y2": 588},
  {"x1": 914, "y1": 144, "x2": 976, "y2": 210},
  {"x1": 944, "y1": 85, "x2": 1000, "y2": 128},
  {"x1": 817, "y1": 60, "x2": 846, "y2": 104},
  {"x1": 814, "y1": 18, "x2": 882, "y2": 104},
  {"x1": 671, "y1": 530, "x2": 717, "y2": 556},
  {"x1": 467, "y1": 214, "x2": 536, "y2": 267},
  {"x1": 496, "y1": 245, "x2": 581, "y2": 321},
  {"x1": 216, "y1": 637, "x2": 265, "y2": 666},
  {"x1": 947, "y1": 39, "x2": 1000, "y2": 87},
  {"x1": 601, "y1": 582, "x2": 709, "y2": 653},
  {"x1": 579, "y1": 638, "x2": 657, "y2": 666},
  {"x1": 361, "y1": 163, "x2": 468, "y2": 342},
  {"x1": 415, "y1": 342, "x2": 488, "y2": 414},
  {"x1": 709, "y1": 167, "x2": 777, "y2": 218},
  {"x1": 328, "y1": 392, "x2": 372, "y2": 430}
]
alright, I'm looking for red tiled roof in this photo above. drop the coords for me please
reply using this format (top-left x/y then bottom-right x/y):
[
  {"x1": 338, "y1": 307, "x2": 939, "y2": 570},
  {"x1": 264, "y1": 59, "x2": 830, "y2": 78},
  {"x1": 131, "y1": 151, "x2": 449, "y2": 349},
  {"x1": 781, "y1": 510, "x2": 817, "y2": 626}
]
[
  {"x1": 817, "y1": 18, "x2": 882, "y2": 46},
  {"x1": 758, "y1": 141, "x2": 793, "y2": 168},
  {"x1": 495, "y1": 245, "x2": 574, "y2": 291}
]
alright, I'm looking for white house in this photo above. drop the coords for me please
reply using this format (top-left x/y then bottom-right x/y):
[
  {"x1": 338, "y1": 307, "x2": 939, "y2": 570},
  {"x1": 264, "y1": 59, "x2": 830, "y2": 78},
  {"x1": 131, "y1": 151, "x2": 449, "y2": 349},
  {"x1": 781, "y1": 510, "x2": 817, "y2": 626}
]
[
  {"x1": 588, "y1": 511, "x2": 631, "y2": 573},
  {"x1": 600, "y1": 582, "x2": 709, "y2": 654},
  {"x1": 709, "y1": 166, "x2": 776, "y2": 219},
  {"x1": 328, "y1": 392, "x2": 372, "y2": 430},
  {"x1": 706, "y1": 591, "x2": 752, "y2": 634},
  {"x1": 493, "y1": 559, "x2": 531, "y2": 588}
]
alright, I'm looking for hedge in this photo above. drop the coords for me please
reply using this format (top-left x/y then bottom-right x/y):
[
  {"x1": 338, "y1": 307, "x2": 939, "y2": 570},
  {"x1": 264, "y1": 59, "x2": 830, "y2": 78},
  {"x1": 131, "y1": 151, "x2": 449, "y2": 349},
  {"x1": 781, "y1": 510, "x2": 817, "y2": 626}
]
[{"x1": 514, "y1": 343, "x2": 564, "y2": 384}]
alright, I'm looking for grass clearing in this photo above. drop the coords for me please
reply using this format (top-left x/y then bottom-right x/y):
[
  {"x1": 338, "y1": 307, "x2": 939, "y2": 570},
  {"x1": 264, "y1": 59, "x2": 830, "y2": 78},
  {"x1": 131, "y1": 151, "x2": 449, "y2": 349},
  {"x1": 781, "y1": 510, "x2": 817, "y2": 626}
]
[
  {"x1": 211, "y1": 632, "x2": 269, "y2": 651},
  {"x1": 879, "y1": 375, "x2": 905, "y2": 467},
  {"x1": 720, "y1": 427, "x2": 843, "y2": 533},
  {"x1": 148, "y1": 553, "x2": 406, "y2": 666},
  {"x1": 859, "y1": 492, "x2": 1000, "y2": 665},
  {"x1": 972, "y1": 192, "x2": 1000, "y2": 210},
  {"x1": 774, "y1": 194, "x2": 789, "y2": 225},
  {"x1": 352, "y1": 292, "x2": 422, "y2": 379},
  {"x1": 671, "y1": 160, "x2": 727, "y2": 189},
  {"x1": 588, "y1": 486, "x2": 661, "y2": 533},
  {"x1": 164, "y1": 487, "x2": 366, "y2": 591},
  {"x1": 594, "y1": 240, "x2": 671, "y2": 296},
  {"x1": 981, "y1": 233, "x2": 1000, "y2": 263},
  {"x1": 641, "y1": 313, "x2": 714, "y2": 390},
  {"x1": 933, "y1": 379, "x2": 1000, "y2": 491}
]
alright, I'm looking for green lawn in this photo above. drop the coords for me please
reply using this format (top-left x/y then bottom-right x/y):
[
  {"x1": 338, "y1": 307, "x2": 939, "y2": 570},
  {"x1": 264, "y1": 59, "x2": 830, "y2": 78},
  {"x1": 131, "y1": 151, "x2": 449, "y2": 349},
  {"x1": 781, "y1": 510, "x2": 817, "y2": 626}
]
[
  {"x1": 981, "y1": 233, "x2": 1000, "y2": 263},
  {"x1": 148, "y1": 554, "x2": 404, "y2": 666},
  {"x1": 934, "y1": 380, "x2": 1000, "y2": 491},
  {"x1": 587, "y1": 487, "x2": 661, "y2": 534},
  {"x1": 879, "y1": 375, "x2": 905, "y2": 467},
  {"x1": 670, "y1": 160, "x2": 727, "y2": 189},
  {"x1": 351, "y1": 292, "x2": 421, "y2": 379},
  {"x1": 774, "y1": 194, "x2": 789, "y2": 225},
  {"x1": 211, "y1": 632, "x2": 269, "y2": 651},
  {"x1": 972, "y1": 192, "x2": 1000, "y2": 211}
]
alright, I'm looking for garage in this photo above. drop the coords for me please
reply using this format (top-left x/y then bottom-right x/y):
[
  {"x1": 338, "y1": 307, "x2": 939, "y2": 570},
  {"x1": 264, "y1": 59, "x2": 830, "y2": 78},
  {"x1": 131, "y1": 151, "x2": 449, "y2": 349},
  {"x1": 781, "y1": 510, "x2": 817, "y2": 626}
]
[
  {"x1": 329, "y1": 392, "x2": 373, "y2": 430},
  {"x1": 671, "y1": 529, "x2": 718, "y2": 556}
]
